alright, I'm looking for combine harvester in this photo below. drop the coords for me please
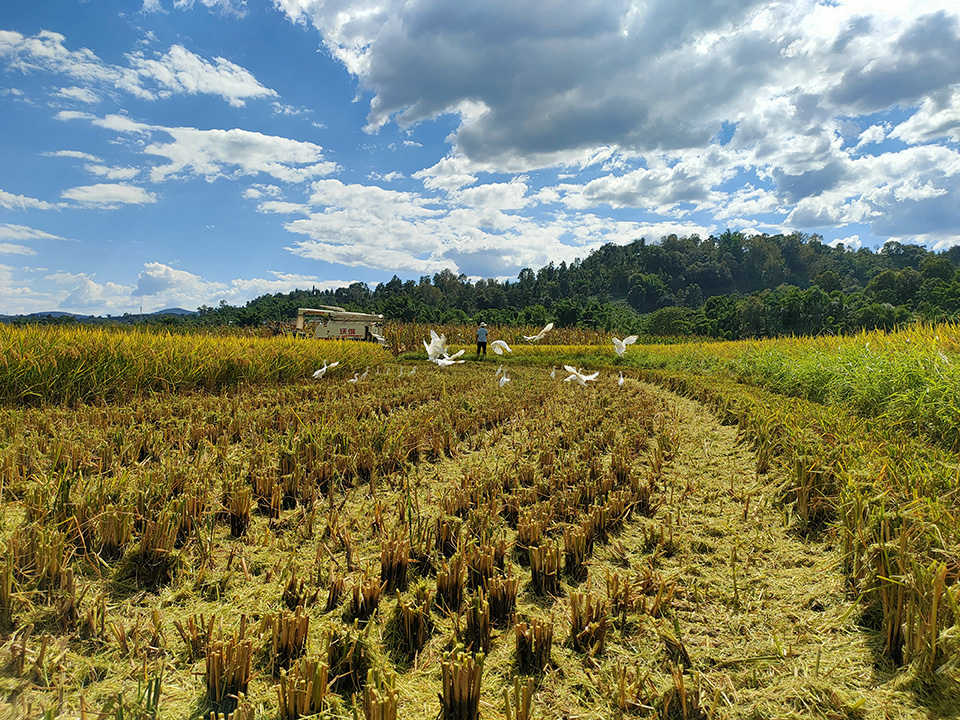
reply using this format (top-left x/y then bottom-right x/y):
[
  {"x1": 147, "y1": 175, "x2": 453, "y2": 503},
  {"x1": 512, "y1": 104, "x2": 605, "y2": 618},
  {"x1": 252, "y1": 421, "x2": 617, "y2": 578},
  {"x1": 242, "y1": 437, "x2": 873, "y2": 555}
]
[{"x1": 288, "y1": 306, "x2": 388, "y2": 345}]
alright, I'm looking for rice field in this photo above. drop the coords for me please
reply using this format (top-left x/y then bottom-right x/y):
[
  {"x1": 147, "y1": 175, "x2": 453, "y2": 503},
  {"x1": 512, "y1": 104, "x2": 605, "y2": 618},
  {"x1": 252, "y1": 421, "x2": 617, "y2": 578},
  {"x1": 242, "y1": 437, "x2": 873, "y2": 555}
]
[{"x1": 0, "y1": 324, "x2": 958, "y2": 719}]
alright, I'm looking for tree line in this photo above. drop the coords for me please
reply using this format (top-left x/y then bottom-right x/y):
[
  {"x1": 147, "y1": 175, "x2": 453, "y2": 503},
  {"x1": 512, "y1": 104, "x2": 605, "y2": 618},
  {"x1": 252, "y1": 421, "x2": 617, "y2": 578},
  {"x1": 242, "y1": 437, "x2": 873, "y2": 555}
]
[{"x1": 16, "y1": 231, "x2": 960, "y2": 339}]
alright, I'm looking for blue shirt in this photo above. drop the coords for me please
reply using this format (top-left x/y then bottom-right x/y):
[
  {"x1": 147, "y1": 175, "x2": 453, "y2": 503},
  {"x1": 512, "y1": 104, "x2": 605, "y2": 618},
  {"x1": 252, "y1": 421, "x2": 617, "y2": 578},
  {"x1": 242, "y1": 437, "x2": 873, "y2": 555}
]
[{"x1": 477, "y1": 327, "x2": 488, "y2": 342}]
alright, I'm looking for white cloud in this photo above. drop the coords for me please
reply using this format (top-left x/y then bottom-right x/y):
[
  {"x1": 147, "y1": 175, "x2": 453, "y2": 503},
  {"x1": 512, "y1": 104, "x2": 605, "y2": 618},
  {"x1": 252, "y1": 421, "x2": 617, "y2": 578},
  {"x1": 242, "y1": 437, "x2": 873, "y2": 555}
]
[
  {"x1": 127, "y1": 44, "x2": 274, "y2": 107},
  {"x1": 854, "y1": 123, "x2": 890, "y2": 150},
  {"x1": 0, "y1": 224, "x2": 69, "y2": 242},
  {"x1": 270, "y1": 0, "x2": 960, "y2": 248},
  {"x1": 0, "y1": 189, "x2": 59, "y2": 210},
  {"x1": 173, "y1": 0, "x2": 248, "y2": 16},
  {"x1": 58, "y1": 112, "x2": 340, "y2": 183},
  {"x1": 829, "y1": 234, "x2": 861, "y2": 250},
  {"x1": 61, "y1": 183, "x2": 157, "y2": 206},
  {"x1": 55, "y1": 86, "x2": 99, "y2": 103},
  {"x1": 230, "y1": 272, "x2": 351, "y2": 296},
  {"x1": 85, "y1": 164, "x2": 140, "y2": 180},
  {"x1": 44, "y1": 149, "x2": 101, "y2": 161},
  {"x1": 280, "y1": 177, "x2": 706, "y2": 279},
  {"x1": 256, "y1": 201, "x2": 309, "y2": 214},
  {"x1": 890, "y1": 86, "x2": 960, "y2": 144},
  {"x1": 0, "y1": 243, "x2": 36, "y2": 255},
  {"x1": 0, "y1": 30, "x2": 275, "y2": 107},
  {"x1": 132, "y1": 261, "x2": 225, "y2": 297},
  {"x1": 145, "y1": 126, "x2": 338, "y2": 182}
]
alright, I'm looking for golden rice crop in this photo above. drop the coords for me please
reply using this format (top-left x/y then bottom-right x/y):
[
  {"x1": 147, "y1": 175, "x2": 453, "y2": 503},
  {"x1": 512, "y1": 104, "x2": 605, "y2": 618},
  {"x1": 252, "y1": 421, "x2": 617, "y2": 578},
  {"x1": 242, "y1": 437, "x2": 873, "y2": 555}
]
[{"x1": 0, "y1": 324, "x2": 387, "y2": 405}]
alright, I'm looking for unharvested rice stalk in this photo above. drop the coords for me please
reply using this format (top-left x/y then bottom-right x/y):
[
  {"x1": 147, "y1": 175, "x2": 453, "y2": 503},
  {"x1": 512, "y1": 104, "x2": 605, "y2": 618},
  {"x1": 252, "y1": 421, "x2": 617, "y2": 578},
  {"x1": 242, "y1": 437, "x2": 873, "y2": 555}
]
[
  {"x1": 0, "y1": 325, "x2": 387, "y2": 405},
  {"x1": 439, "y1": 649, "x2": 484, "y2": 720}
]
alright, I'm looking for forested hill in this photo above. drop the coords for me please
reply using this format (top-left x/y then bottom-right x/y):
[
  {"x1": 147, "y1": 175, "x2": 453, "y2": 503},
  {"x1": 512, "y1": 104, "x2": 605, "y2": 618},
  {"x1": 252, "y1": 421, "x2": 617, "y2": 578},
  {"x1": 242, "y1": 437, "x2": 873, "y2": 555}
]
[
  {"x1": 194, "y1": 231, "x2": 958, "y2": 340},
  {"x1": 24, "y1": 231, "x2": 960, "y2": 340}
]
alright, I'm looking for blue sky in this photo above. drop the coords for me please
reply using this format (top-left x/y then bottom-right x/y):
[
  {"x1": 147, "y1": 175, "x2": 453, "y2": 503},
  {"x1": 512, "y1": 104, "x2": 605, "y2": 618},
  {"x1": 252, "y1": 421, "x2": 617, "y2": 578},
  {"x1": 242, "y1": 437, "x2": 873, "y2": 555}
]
[{"x1": 2, "y1": 0, "x2": 960, "y2": 315}]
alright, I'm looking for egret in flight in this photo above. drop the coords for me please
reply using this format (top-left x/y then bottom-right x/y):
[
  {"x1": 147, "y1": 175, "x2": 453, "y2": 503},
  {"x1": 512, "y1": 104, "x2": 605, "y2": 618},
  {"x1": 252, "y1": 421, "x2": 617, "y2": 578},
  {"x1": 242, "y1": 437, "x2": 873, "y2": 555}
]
[
  {"x1": 523, "y1": 323, "x2": 554, "y2": 342},
  {"x1": 491, "y1": 340, "x2": 512, "y2": 355},
  {"x1": 612, "y1": 335, "x2": 638, "y2": 357},
  {"x1": 563, "y1": 365, "x2": 599, "y2": 387},
  {"x1": 424, "y1": 330, "x2": 448, "y2": 361}
]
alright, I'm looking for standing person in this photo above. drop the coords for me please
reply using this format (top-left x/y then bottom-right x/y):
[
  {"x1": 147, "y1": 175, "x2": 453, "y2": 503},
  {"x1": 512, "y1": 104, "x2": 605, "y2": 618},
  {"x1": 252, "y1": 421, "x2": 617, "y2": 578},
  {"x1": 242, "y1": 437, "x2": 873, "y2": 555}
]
[{"x1": 476, "y1": 322, "x2": 488, "y2": 356}]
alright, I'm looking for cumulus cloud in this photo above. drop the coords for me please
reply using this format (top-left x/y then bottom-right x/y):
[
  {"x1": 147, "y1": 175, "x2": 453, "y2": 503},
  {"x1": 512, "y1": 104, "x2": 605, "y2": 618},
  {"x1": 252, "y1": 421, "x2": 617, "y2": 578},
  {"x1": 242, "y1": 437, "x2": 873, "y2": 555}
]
[
  {"x1": 132, "y1": 261, "x2": 225, "y2": 297},
  {"x1": 144, "y1": 126, "x2": 338, "y2": 182},
  {"x1": 270, "y1": 0, "x2": 960, "y2": 249},
  {"x1": 61, "y1": 183, "x2": 157, "y2": 206},
  {"x1": 0, "y1": 30, "x2": 275, "y2": 107},
  {"x1": 281, "y1": 177, "x2": 709, "y2": 278},
  {"x1": 891, "y1": 86, "x2": 960, "y2": 144},
  {"x1": 57, "y1": 112, "x2": 340, "y2": 183}
]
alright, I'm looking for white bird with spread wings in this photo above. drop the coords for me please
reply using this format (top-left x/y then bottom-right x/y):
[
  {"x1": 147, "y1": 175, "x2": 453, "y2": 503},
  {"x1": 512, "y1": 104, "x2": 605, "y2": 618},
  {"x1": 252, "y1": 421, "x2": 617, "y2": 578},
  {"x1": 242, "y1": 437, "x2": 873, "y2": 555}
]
[
  {"x1": 312, "y1": 360, "x2": 339, "y2": 378},
  {"x1": 612, "y1": 335, "x2": 638, "y2": 357},
  {"x1": 563, "y1": 365, "x2": 599, "y2": 387},
  {"x1": 523, "y1": 322, "x2": 554, "y2": 342},
  {"x1": 423, "y1": 330, "x2": 448, "y2": 361}
]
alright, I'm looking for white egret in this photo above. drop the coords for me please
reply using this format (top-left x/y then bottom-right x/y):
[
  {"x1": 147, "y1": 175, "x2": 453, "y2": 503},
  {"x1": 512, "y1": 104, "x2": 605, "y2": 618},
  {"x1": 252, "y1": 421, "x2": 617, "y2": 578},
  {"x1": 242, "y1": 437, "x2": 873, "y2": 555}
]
[
  {"x1": 612, "y1": 335, "x2": 638, "y2": 357},
  {"x1": 550, "y1": 366, "x2": 556, "y2": 379},
  {"x1": 618, "y1": 371, "x2": 624, "y2": 388},
  {"x1": 359, "y1": 366, "x2": 369, "y2": 381},
  {"x1": 434, "y1": 356, "x2": 465, "y2": 367},
  {"x1": 491, "y1": 340, "x2": 512, "y2": 355},
  {"x1": 423, "y1": 330, "x2": 448, "y2": 361},
  {"x1": 347, "y1": 373, "x2": 359, "y2": 383},
  {"x1": 312, "y1": 360, "x2": 339, "y2": 378},
  {"x1": 495, "y1": 364, "x2": 503, "y2": 378},
  {"x1": 499, "y1": 372, "x2": 510, "y2": 388},
  {"x1": 523, "y1": 322, "x2": 554, "y2": 342},
  {"x1": 563, "y1": 365, "x2": 599, "y2": 387}
]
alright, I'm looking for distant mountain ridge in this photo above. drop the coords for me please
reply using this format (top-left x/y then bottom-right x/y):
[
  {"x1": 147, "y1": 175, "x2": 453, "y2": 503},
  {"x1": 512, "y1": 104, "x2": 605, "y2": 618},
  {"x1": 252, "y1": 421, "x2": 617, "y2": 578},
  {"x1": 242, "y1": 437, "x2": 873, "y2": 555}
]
[{"x1": 0, "y1": 308, "x2": 196, "y2": 321}]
